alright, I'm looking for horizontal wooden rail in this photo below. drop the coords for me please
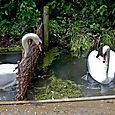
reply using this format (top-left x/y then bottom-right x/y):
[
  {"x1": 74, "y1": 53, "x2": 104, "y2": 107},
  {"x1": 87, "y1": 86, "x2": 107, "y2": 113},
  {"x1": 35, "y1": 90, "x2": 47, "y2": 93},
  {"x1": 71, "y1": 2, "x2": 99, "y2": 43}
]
[{"x1": 0, "y1": 95, "x2": 115, "y2": 105}]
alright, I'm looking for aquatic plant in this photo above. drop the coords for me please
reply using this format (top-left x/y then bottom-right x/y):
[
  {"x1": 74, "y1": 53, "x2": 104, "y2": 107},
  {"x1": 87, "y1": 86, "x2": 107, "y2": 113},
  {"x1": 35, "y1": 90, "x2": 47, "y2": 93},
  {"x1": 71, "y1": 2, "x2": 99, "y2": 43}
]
[{"x1": 33, "y1": 75, "x2": 82, "y2": 100}]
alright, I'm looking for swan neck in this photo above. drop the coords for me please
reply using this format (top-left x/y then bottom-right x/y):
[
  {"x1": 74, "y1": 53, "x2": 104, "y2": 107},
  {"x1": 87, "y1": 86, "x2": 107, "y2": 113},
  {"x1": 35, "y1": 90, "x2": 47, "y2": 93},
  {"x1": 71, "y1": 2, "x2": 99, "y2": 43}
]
[
  {"x1": 22, "y1": 38, "x2": 29, "y2": 58},
  {"x1": 105, "y1": 50, "x2": 110, "y2": 77}
]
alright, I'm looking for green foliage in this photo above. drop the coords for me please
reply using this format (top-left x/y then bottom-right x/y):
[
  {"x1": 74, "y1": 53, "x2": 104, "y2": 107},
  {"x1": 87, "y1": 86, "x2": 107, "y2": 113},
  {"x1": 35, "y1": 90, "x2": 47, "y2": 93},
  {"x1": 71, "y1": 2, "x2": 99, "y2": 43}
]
[
  {"x1": 82, "y1": 0, "x2": 114, "y2": 27},
  {"x1": 0, "y1": 0, "x2": 114, "y2": 57},
  {"x1": 70, "y1": 33, "x2": 91, "y2": 57},
  {"x1": 42, "y1": 47, "x2": 60, "y2": 69},
  {"x1": 47, "y1": 0, "x2": 73, "y2": 16},
  {"x1": 11, "y1": 0, "x2": 41, "y2": 36},
  {"x1": 0, "y1": 0, "x2": 41, "y2": 38},
  {"x1": 100, "y1": 29, "x2": 115, "y2": 46},
  {"x1": 89, "y1": 23, "x2": 100, "y2": 30},
  {"x1": 49, "y1": 18, "x2": 66, "y2": 36},
  {"x1": 97, "y1": 5, "x2": 108, "y2": 16},
  {"x1": 0, "y1": 19, "x2": 12, "y2": 36},
  {"x1": 0, "y1": 0, "x2": 16, "y2": 17},
  {"x1": 48, "y1": 0, "x2": 114, "y2": 58},
  {"x1": 49, "y1": 17, "x2": 92, "y2": 57},
  {"x1": 34, "y1": 75, "x2": 82, "y2": 100},
  {"x1": 49, "y1": 17, "x2": 69, "y2": 48},
  {"x1": 0, "y1": 47, "x2": 22, "y2": 54}
]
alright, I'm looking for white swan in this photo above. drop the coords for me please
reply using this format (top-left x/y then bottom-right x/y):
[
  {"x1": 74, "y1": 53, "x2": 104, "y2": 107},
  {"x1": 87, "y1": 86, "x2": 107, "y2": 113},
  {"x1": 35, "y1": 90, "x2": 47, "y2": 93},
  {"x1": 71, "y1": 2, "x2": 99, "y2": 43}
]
[
  {"x1": 88, "y1": 45, "x2": 115, "y2": 84},
  {"x1": 0, "y1": 64, "x2": 18, "y2": 90},
  {"x1": 0, "y1": 33, "x2": 42, "y2": 90}
]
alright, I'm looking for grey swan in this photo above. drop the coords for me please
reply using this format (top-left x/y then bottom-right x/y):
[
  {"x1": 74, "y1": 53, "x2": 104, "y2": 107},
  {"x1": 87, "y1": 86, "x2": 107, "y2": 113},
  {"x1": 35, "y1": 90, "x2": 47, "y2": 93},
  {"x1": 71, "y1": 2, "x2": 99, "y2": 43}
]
[{"x1": 0, "y1": 33, "x2": 42, "y2": 90}]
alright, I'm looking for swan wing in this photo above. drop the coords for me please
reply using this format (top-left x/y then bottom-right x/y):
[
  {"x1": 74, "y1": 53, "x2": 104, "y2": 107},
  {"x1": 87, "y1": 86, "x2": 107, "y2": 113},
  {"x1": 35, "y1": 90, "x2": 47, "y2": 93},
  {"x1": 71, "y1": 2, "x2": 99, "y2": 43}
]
[
  {"x1": 109, "y1": 50, "x2": 115, "y2": 71},
  {"x1": 0, "y1": 64, "x2": 18, "y2": 74},
  {"x1": 88, "y1": 50, "x2": 107, "y2": 83},
  {"x1": 0, "y1": 64, "x2": 17, "y2": 89},
  {"x1": 108, "y1": 50, "x2": 115, "y2": 81}
]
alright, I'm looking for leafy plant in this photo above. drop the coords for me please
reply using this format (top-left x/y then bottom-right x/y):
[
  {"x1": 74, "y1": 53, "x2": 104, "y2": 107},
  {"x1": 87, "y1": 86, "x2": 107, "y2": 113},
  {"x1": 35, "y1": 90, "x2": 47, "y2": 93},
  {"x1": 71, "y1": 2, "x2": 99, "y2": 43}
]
[
  {"x1": 0, "y1": 0, "x2": 41, "y2": 38},
  {"x1": 100, "y1": 29, "x2": 115, "y2": 47},
  {"x1": 0, "y1": 0, "x2": 114, "y2": 57},
  {"x1": 70, "y1": 33, "x2": 91, "y2": 57}
]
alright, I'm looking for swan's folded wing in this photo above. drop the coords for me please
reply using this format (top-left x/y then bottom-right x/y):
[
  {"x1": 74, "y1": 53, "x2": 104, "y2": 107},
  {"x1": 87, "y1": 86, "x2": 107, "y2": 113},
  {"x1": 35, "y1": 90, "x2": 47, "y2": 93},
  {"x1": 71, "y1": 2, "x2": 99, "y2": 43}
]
[
  {"x1": 88, "y1": 50, "x2": 107, "y2": 83},
  {"x1": 109, "y1": 50, "x2": 115, "y2": 72},
  {"x1": 0, "y1": 64, "x2": 17, "y2": 74}
]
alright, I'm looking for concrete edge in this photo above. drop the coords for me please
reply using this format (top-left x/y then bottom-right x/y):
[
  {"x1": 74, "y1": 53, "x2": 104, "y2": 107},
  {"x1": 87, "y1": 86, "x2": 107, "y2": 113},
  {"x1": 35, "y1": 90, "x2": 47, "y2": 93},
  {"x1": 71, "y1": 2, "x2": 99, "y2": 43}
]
[{"x1": 0, "y1": 95, "x2": 115, "y2": 105}]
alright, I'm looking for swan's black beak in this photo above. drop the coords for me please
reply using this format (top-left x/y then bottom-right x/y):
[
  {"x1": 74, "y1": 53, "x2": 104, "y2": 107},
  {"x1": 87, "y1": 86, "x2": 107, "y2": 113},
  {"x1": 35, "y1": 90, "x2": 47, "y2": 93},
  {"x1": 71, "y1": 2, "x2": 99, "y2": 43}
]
[{"x1": 103, "y1": 53, "x2": 106, "y2": 63}]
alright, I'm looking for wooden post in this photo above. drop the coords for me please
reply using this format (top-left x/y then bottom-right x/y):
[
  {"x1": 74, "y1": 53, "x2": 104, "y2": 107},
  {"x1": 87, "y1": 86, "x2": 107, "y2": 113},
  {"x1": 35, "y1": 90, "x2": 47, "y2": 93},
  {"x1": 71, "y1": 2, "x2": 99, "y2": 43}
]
[{"x1": 43, "y1": 6, "x2": 49, "y2": 50}]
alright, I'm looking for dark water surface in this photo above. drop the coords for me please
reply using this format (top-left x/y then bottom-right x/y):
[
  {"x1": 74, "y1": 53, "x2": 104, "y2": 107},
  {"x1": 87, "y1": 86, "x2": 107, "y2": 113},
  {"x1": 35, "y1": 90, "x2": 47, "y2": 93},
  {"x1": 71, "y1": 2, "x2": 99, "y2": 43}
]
[
  {"x1": 52, "y1": 55, "x2": 115, "y2": 97},
  {"x1": 52, "y1": 57, "x2": 86, "y2": 84},
  {"x1": 0, "y1": 53, "x2": 21, "y2": 64}
]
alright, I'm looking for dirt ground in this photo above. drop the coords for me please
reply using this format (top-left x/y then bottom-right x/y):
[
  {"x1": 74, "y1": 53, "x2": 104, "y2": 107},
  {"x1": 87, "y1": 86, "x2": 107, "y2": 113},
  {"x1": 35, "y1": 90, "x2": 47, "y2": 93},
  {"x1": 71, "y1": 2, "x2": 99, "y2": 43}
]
[{"x1": 0, "y1": 99, "x2": 115, "y2": 115}]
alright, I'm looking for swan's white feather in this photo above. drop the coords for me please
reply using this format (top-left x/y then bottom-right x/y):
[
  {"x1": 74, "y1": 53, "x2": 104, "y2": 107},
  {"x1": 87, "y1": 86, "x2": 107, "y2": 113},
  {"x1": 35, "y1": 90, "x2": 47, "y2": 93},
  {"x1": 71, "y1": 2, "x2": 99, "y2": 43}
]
[
  {"x1": 88, "y1": 50, "x2": 115, "y2": 84},
  {"x1": 0, "y1": 64, "x2": 17, "y2": 89}
]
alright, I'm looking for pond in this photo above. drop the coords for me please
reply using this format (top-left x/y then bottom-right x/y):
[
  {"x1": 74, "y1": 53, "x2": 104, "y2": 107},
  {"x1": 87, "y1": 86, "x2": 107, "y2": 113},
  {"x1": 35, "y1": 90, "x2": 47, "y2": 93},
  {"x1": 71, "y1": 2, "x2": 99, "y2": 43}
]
[
  {"x1": 0, "y1": 53, "x2": 115, "y2": 101},
  {"x1": 0, "y1": 53, "x2": 21, "y2": 64},
  {"x1": 0, "y1": 53, "x2": 21, "y2": 101},
  {"x1": 52, "y1": 55, "x2": 115, "y2": 97}
]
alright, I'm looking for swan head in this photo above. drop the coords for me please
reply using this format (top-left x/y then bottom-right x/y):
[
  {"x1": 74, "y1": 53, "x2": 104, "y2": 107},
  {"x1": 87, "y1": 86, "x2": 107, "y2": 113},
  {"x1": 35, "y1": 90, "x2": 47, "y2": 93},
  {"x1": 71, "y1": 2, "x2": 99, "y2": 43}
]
[
  {"x1": 102, "y1": 45, "x2": 110, "y2": 63},
  {"x1": 103, "y1": 45, "x2": 110, "y2": 54},
  {"x1": 22, "y1": 33, "x2": 42, "y2": 58}
]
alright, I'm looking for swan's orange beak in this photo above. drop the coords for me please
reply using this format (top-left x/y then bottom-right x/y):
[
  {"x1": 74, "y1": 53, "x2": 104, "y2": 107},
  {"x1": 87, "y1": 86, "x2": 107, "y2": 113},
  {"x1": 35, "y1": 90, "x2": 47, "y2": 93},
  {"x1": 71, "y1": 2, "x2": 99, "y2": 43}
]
[{"x1": 38, "y1": 44, "x2": 42, "y2": 52}]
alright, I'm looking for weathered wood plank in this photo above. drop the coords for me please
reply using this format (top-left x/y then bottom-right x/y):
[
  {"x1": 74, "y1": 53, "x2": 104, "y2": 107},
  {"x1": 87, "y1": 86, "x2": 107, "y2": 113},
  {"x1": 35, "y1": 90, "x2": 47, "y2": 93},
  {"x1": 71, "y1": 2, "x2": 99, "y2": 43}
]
[
  {"x1": 1, "y1": 95, "x2": 115, "y2": 105},
  {"x1": 43, "y1": 6, "x2": 49, "y2": 50}
]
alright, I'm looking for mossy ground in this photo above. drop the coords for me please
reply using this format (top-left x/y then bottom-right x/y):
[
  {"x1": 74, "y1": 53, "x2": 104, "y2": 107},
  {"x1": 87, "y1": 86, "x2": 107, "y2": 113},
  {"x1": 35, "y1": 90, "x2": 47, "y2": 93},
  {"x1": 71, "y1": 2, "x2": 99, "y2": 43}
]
[
  {"x1": 0, "y1": 39, "x2": 21, "y2": 53},
  {"x1": 0, "y1": 47, "x2": 22, "y2": 54}
]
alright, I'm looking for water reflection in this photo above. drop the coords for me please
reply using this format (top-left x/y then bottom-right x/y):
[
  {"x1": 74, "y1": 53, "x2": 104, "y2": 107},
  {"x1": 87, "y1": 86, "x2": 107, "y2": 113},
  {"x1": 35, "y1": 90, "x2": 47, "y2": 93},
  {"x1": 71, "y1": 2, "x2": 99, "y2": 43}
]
[
  {"x1": 0, "y1": 53, "x2": 21, "y2": 64},
  {"x1": 0, "y1": 53, "x2": 21, "y2": 101},
  {"x1": 0, "y1": 86, "x2": 16, "y2": 101},
  {"x1": 53, "y1": 57, "x2": 87, "y2": 84}
]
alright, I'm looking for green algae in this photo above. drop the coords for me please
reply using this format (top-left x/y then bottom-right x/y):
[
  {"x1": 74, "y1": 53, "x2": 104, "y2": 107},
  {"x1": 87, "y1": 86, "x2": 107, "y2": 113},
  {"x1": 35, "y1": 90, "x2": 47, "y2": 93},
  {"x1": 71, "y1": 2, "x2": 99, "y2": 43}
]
[
  {"x1": 0, "y1": 47, "x2": 22, "y2": 54},
  {"x1": 42, "y1": 47, "x2": 60, "y2": 69}
]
